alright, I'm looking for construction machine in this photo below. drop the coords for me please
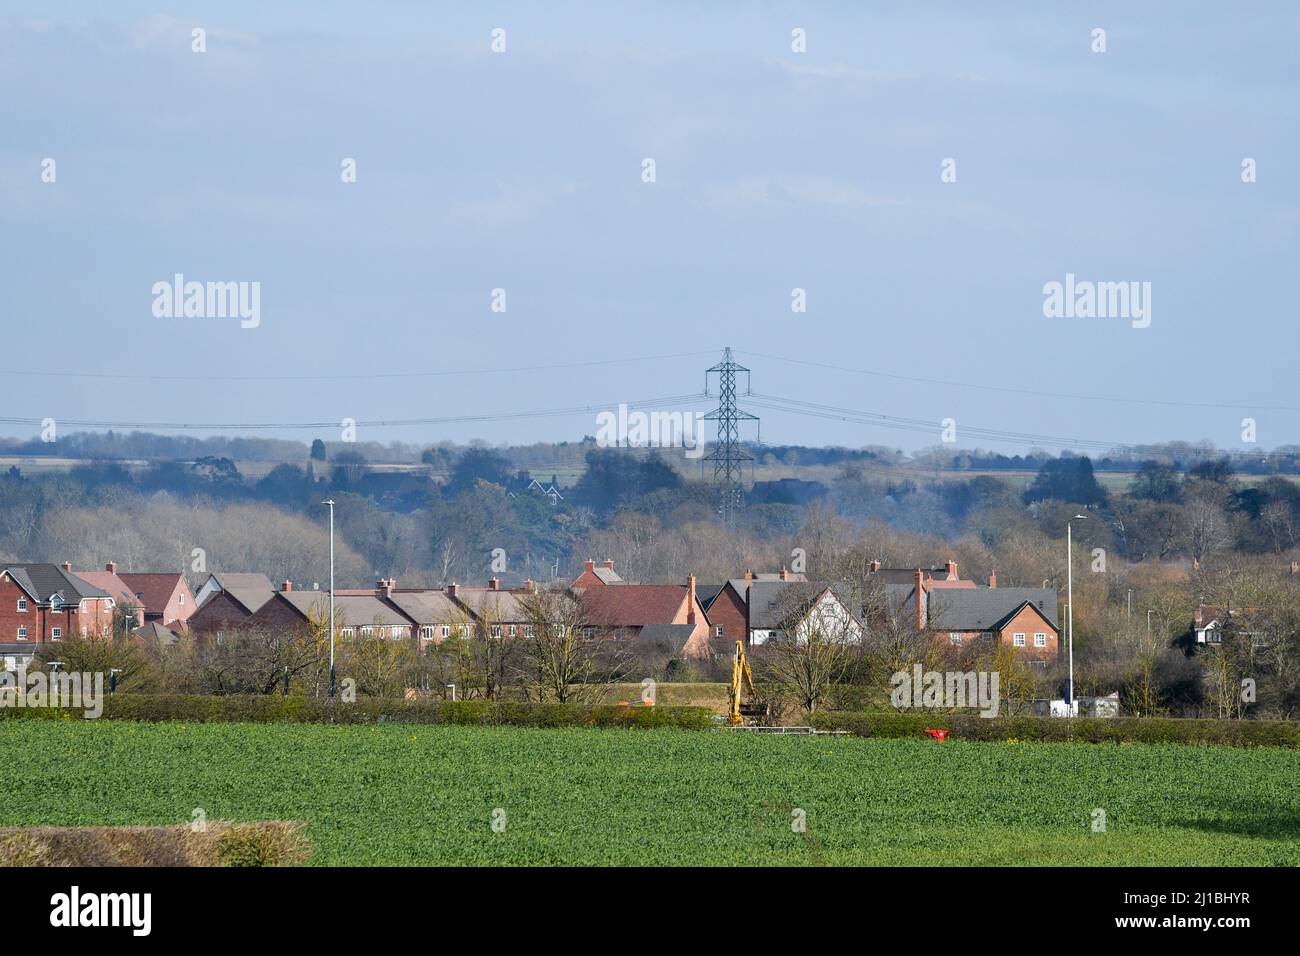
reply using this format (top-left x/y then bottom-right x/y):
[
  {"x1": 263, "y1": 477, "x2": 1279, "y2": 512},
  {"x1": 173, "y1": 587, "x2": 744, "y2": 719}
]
[{"x1": 727, "y1": 640, "x2": 769, "y2": 725}]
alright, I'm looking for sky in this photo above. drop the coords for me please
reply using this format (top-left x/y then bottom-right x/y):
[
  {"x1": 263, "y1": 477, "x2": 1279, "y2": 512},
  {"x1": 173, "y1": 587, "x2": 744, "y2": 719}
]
[{"x1": 2, "y1": 2, "x2": 1298, "y2": 456}]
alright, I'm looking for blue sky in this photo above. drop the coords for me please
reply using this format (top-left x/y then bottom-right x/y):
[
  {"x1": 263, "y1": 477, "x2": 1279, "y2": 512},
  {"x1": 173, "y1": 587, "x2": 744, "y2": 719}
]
[{"x1": 2, "y1": 2, "x2": 1297, "y2": 454}]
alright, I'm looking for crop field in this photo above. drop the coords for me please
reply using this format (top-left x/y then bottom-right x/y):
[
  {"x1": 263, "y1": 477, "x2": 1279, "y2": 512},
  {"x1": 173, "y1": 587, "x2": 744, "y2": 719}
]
[{"x1": 2, "y1": 721, "x2": 1297, "y2": 866}]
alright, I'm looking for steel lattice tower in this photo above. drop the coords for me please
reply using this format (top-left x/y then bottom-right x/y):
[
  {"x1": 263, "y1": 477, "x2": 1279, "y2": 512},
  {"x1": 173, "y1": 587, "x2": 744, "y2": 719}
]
[{"x1": 704, "y1": 347, "x2": 758, "y2": 525}]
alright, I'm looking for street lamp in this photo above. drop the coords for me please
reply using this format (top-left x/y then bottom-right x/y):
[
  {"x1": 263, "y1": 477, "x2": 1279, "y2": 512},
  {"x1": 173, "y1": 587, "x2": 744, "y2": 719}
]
[
  {"x1": 1066, "y1": 514, "x2": 1086, "y2": 712},
  {"x1": 322, "y1": 499, "x2": 336, "y2": 700}
]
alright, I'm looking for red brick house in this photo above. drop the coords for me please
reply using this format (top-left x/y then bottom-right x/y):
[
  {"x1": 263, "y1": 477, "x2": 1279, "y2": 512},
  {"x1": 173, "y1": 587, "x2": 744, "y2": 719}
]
[
  {"x1": 924, "y1": 586, "x2": 1060, "y2": 662},
  {"x1": 700, "y1": 569, "x2": 807, "y2": 648},
  {"x1": 118, "y1": 571, "x2": 195, "y2": 630},
  {"x1": 0, "y1": 562, "x2": 115, "y2": 649},
  {"x1": 576, "y1": 575, "x2": 712, "y2": 658},
  {"x1": 188, "y1": 572, "x2": 275, "y2": 638}
]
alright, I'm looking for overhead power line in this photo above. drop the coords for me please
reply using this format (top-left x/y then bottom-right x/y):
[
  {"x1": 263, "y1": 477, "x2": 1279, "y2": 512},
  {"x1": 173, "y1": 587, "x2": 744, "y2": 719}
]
[
  {"x1": 747, "y1": 392, "x2": 1128, "y2": 451},
  {"x1": 0, "y1": 393, "x2": 705, "y2": 432},
  {"x1": 0, "y1": 350, "x2": 717, "y2": 384},
  {"x1": 737, "y1": 350, "x2": 1300, "y2": 413}
]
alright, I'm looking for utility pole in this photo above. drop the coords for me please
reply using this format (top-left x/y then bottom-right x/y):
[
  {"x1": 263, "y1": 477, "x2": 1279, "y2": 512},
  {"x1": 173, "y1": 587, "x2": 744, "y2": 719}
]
[
  {"x1": 704, "y1": 347, "x2": 758, "y2": 527},
  {"x1": 322, "y1": 499, "x2": 336, "y2": 700},
  {"x1": 1067, "y1": 514, "x2": 1086, "y2": 713}
]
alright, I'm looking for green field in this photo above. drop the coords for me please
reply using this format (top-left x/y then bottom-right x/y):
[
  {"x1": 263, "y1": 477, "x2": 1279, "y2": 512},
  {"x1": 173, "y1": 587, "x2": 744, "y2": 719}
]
[{"x1": 3, "y1": 721, "x2": 1297, "y2": 865}]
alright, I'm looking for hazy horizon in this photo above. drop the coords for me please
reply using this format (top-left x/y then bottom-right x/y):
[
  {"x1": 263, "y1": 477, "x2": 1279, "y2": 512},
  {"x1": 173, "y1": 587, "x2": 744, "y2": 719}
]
[{"x1": 4, "y1": 2, "x2": 1297, "y2": 454}]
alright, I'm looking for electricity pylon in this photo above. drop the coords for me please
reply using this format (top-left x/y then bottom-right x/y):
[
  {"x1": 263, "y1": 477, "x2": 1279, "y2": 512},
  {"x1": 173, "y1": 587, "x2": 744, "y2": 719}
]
[{"x1": 704, "y1": 347, "x2": 758, "y2": 526}]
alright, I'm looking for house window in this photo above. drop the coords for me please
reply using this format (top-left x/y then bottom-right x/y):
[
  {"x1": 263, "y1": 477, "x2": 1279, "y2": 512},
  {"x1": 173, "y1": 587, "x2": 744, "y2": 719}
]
[
  {"x1": 507, "y1": 625, "x2": 517, "y2": 637},
  {"x1": 440, "y1": 625, "x2": 451, "y2": 639},
  {"x1": 1034, "y1": 632, "x2": 1047, "y2": 647},
  {"x1": 179, "y1": 593, "x2": 185, "y2": 605},
  {"x1": 524, "y1": 624, "x2": 535, "y2": 637},
  {"x1": 51, "y1": 627, "x2": 61, "y2": 641},
  {"x1": 582, "y1": 627, "x2": 595, "y2": 641},
  {"x1": 460, "y1": 624, "x2": 472, "y2": 638},
  {"x1": 17, "y1": 627, "x2": 28, "y2": 641},
  {"x1": 1013, "y1": 633, "x2": 1026, "y2": 647},
  {"x1": 715, "y1": 625, "x2": 724, "y2": 638},
  {"x1": 980, "y1": 631, "x2": 993, "y2": 642},
  {"x1": 489, "y1": 625, "x2": 502, "y2": 639},
  {"x1": 361, "y1": 626, "x2": 375, "y2": 637},
  {"x1": 949, "y1": 633, "x2": 963, "y2": 646},
  {"x1": 16, "y1": 598, "x2": 27, "y2": 612}
]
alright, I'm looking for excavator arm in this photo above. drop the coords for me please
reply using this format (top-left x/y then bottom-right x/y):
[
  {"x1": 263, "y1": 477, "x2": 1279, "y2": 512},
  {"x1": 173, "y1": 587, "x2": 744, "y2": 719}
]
[{"x1": 728, "y1": 640, "x2": 766, "y2": 725}]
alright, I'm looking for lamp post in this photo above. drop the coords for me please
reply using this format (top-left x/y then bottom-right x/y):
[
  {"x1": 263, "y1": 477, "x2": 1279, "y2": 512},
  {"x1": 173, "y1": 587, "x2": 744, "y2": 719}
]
[
  {"x1": 1066, "y1": 514, "x2": 1086, "y2": 712},
  {"x1": 322, "y1": 499, "x2": 336, "y2": 700}
]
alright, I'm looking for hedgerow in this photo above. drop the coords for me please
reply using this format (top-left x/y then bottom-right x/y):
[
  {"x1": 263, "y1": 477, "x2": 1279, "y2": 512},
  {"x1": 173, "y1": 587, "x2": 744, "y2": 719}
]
[
  {"x1": 807, "y1": 710, "x2": 1300, "y2": 748},
  {"x1": 0, "y1": 694, "x2": 714, "y2": 730}
]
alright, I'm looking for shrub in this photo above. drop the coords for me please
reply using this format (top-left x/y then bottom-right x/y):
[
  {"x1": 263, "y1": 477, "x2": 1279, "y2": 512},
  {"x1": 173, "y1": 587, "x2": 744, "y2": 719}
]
[
  {"x1": 807, "y1": 711, "x2": 1300, "y2": 748},
  {"x1": 0, "y1": 821, "x2": 311, "y2": 867}
]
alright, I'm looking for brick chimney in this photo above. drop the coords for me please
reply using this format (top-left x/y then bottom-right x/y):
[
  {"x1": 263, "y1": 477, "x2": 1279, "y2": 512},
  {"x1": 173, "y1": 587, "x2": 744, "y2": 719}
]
[
  {"x1": 488, "y1": 577, "x2": 500, "y2": 591},
  {"x1": 988, "y1": 570, "x2": 997, "y2": 588},
  {"x1": 282, "y1": 580, "x2": 292, "y2": 592},
  {"x1": 584, "y1": 559, "x2": 595, "y2": 573},
  {"x1": 105, "y1": 561, "x2": 117, "y2": 574},
  {"x1": 914, "y1": 568, "x2": 925, "y2": 630},
  {"x1": 446, "y1": 582, "x2": 458, "y2": 599},
  {"x1": 686, "y1": 574, "x2": 697, "y2": 624},
  {"x1": 602, "y1": 559, "x2": 614, "y2": 570},
  {"x1": 744, "y1": 570, "x2": 754, "y2": 585},
  {"x1": 869, "y1": 560, "x2": 881, "y2": 573},
  {"x1": 62, "y1": 561, "x2": 71, "y2": 572},
  {"x1": 523, "y1": 578, "x2": 536, "y2": 593},
  {"x1": 945, "y1": 560, "x2": 958, "y2": 580},
  {"x1": 377, "y1": 578, "x2": 394, "y2": 598},
  {"x1": 779, "y1": 566, "x2": 789, "y2": 581}
]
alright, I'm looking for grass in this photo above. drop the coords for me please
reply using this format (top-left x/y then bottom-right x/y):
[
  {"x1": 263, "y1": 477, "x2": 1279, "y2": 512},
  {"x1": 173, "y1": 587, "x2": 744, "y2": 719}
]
[{"x1": 2, "y1": 720, "x2": 1297, "y2": 866}]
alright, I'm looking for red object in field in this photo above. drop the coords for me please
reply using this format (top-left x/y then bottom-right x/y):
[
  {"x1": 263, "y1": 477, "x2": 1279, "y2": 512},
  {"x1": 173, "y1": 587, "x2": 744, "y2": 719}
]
[{"x1": 924, "y1": 729, "x2": 949, "y2": 741}]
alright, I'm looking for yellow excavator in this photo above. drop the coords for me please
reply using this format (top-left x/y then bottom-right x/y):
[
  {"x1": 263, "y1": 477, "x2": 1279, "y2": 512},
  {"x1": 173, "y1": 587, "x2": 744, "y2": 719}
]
[{"x1": 727, "y1": 640, "x2": 769, "y2": 725}]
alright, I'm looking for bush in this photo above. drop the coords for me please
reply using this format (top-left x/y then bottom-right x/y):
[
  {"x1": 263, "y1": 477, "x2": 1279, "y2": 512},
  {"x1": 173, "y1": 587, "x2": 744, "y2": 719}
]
[
  {"x1": 807, "y1": 711, "x2": 1300, "y2": 748},
  {"x1": 0, "y1": 694, "x2": 714, "y2": 730},
  {"x1": 0, "y1": 821, "x2": 311, "y2": 867}
]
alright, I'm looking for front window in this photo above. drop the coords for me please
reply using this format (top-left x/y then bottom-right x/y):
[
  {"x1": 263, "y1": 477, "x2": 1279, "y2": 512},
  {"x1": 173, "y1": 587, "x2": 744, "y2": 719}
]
[
  {"x1": 949, "y1": 632, "x2": 962, "y2": 646},
  {"x1": 1013, "y1": 632, "x2": 1026, "y2": 647},
  {"x1": 17, "y1": 626, "x2": 28, "y2": 641},
  {"x1": 16, "y1": 598, "x2": 27, "y2": 612},
  {"x1": 51, "y1": 627, "x2": 61, "y2": 641},
  {"x1": 1034, "y1": 632, "x2": 1047, "y2": 647},
  {"x1": 489, "y1": 624, "x2": 502, "y2": 639},
  {"x1": 715, "y1": 625, "x2": 724, "y2": 637},
  {"x1": 179, "y1": 593, "x2": 185, "y2": 605}
]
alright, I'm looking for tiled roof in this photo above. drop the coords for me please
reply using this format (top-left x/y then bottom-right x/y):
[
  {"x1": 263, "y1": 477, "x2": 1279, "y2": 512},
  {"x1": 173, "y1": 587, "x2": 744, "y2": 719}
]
[
  {"x1": 1, "y1": 564, "x2": 110, "y2": 604},
  {"x1": 387, "y1": 591, "x2": 466, "y2": 625},
  {"x1": 117, "y1": 573, "x2": 185, "y2": 614},
  {"x1": 579, "y1": 585, "x2": 689, "y2": 628},
  {"x1": 453, "y1": 589, "x2": 528, "y2": 623},
  {"x1": 209, "y1": 573, "x2": 275, "y2": 614},
  {"x1": 73, "y1": 570, "x2": 138, "y2": 607},
  {"x1": 277, "y1": 591, "x2": 414, "y2": 628},
  {"x1": 746, "y1": 581, "x2": 836, "y2": 629},
  {"x1": 926, "y1": 588, "x2": 1059, "y2": 632}
]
